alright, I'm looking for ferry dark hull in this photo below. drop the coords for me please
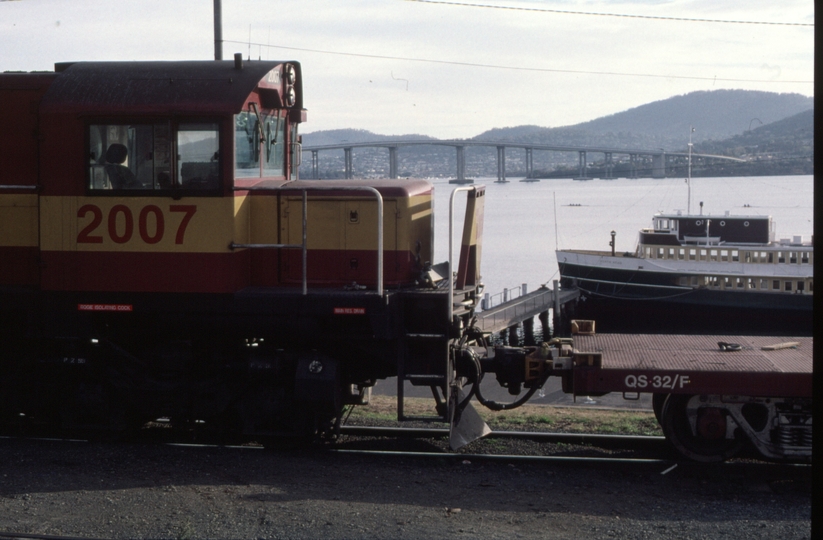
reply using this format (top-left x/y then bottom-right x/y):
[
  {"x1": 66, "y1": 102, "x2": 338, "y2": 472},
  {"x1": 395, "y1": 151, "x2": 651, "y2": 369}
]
[{"x1": 558, "y1": 262, "x2": 813, "y2": 335}]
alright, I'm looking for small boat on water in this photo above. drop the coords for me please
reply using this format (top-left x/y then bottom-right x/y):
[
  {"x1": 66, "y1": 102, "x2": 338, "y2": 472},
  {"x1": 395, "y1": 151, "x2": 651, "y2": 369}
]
[{"x1": 556, "y1": 209, "x2": 813, "y2": 334}]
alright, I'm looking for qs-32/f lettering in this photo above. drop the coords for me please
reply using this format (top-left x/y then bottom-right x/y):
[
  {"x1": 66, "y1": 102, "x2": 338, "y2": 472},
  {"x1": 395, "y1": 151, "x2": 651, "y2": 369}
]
[{"x1": 624, "y1": 373, "x2": 691, "y2": 390}]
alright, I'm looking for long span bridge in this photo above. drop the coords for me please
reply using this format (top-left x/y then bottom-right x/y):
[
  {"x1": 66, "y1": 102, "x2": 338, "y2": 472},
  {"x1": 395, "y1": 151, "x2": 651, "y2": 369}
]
[{"x1": 301, "y1": 140, "x2": 744, "y2": 182}]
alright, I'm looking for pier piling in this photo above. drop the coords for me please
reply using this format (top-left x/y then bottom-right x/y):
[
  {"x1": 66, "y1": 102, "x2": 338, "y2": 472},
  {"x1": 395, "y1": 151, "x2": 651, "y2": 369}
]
[
  {"x1": 508, "y1": 324, "x2": 519, "y2": 346},
  {"x1": 523, "y1": 317, "x2": 535, "y2": 346},
  {"x1": 539, "y1": 310, "x2": 550, "y2": 339}
]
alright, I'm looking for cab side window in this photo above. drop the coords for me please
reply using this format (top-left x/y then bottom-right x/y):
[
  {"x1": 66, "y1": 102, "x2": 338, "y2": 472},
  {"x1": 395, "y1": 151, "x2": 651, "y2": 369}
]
[
  {"x1": 263, "y1": 112, "x2": 285, "y2": 177},
  {"x1": 234, "y1": 111, "x2": 260, "y2": 179},
  {"x1": 178, "y1": 123, "x2": 220, "y2": 190},
  {"x1": 88, "y1": 122, "x2": 220, "y2": 193},
  {"x1": 234, "y1": 108, "x2": 286, "y2": 180}
]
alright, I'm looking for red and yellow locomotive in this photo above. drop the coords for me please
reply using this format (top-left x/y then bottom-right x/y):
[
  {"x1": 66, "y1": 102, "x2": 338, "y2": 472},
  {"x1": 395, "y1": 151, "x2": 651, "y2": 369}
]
[{"x1": 0, "y1": 58, "x2": 496, "y2": 439}]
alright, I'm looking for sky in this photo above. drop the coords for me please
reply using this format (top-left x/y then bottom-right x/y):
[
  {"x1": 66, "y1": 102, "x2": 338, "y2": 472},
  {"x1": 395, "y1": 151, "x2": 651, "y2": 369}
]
[{"x1": 1, "y1": 0, "x2": 814, "y2": 140}]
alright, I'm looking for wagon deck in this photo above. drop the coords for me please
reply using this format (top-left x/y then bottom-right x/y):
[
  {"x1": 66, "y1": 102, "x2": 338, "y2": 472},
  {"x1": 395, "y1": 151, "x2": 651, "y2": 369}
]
[{"x1": 569, "y1": 333, "x2": 813, "y2": 398}]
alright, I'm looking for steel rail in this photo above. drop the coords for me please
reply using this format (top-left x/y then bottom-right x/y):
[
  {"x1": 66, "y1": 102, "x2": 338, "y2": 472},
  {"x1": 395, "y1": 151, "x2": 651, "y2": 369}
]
[
  {"x1": 338, "y1": 425, "x2": 666, "y2": 448},
  {"x1": 329, "y1": 448, "x2": 671, "y2": 465},
  {"x1": 0, "y1": 532, "x2": 100, "y2": 540},
  {"x1": 1, "y1": 433, "x2": 810, "y2": 469}
]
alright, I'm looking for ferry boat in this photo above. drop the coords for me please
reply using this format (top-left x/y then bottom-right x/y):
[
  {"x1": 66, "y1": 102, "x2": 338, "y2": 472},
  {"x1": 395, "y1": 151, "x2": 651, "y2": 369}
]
[{"x1": 556, "y1": 210, "x2": 813, "y2": 334}]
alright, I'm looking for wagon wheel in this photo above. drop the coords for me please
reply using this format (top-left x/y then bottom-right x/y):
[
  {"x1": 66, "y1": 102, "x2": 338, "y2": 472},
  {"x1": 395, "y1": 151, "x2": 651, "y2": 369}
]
[
  {"x1": 660, "y1": 394, "x2": 744, "y2": 463},
  {"x1": 652, "y1": 393, "x2": 667, "y2": 424}
]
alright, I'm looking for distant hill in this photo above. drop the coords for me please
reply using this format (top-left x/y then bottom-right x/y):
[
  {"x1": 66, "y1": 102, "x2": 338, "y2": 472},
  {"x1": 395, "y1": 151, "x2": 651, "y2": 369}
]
[
  {"x1": 472, "y1": 90, "x2": 813, "y2": 150},
  {"x1": 685, "y1": 108, "x2": 814, "y2": 177},
  {"x1": 302, "y1": 129, "x2": 434, "y2": 147},
  {"x1": 694, "y1": 108, "x2": 813, "y2": 156},
  {"x1": 573, "y1": 90, "x2": 811, "y2": 143}
]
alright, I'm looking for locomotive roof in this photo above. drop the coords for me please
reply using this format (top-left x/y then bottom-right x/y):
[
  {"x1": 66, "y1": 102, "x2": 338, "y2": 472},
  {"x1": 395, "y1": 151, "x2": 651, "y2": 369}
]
[{"x1": 39, "y1": 60, "x2": 299, "y2": 114}]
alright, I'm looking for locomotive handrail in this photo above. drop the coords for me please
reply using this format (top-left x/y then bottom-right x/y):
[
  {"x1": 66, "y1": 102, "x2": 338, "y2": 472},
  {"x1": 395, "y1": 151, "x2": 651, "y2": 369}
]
[
  {"x1": 449, "y1": 186, "x2": 476, "y2": 321},
  {"x1": 231, "y1": 185, "x2": 384, "y2": 296},
  {"x1": 0, "y1": 185, "x2": 39, "y2": 190}
]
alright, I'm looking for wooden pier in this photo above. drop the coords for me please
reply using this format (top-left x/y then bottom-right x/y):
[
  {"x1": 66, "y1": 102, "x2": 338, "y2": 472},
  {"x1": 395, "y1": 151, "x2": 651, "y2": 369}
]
[{"x1": 475, "y1": 284, "x2": 579, "y2": 334}]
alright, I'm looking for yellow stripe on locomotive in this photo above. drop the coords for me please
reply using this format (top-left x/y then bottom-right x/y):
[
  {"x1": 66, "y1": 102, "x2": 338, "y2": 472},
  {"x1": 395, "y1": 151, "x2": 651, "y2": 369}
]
[{"x1": 0, "y1": 194, "x2": 39, "y2": 247}]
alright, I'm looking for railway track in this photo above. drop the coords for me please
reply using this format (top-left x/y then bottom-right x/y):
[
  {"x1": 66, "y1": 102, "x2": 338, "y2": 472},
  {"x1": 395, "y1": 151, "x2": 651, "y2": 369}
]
[
  {"x1": 339, "y1": 425, "x2": 665, "y2": 447},
  {"x1": 2, "y1": 425, "x2": 810, "y2": 469}
]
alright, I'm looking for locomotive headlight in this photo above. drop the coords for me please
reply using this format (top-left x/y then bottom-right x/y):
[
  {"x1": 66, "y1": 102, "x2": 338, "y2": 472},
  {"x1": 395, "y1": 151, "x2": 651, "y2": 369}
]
[
  {"x1": 285, "y1": 64, "x2": 296, "y2": 85},
  {"x1": 308, "y1": 360, "x2": 324, "y2": 374},
  {"x1": 286, "y1": 86, "x2": 296, "y2": 107}
]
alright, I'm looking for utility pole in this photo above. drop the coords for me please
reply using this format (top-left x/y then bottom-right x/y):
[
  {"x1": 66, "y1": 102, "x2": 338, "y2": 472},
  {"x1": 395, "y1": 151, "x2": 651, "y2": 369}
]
[
  {"x1": 214, "y1": 0, "x2": 223, "y2": 60},
  {"x1": 687, "y1": 125, "x2": 694, "y2": 214}
]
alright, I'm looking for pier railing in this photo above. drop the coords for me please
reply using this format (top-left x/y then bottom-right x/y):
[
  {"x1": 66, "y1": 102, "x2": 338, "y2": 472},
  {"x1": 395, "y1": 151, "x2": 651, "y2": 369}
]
[{"x1": 481, "y1": 284, "x2": 529, "y2": 311}]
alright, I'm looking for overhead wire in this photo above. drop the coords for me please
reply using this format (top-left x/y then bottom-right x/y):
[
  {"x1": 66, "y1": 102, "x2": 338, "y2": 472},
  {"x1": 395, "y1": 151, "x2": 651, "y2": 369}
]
[
  {"x1": 402, "y1": 0, "x2": 814, "y2": 27},
  {"x1": 223, "y1": 40, "x2": 813, "y2": 85}
]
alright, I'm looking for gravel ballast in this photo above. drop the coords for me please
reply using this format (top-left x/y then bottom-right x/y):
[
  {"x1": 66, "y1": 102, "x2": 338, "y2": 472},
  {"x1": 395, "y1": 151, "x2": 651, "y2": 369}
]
[{"x1": 0, "y1": 433, "x2": 812, "y2": 540}]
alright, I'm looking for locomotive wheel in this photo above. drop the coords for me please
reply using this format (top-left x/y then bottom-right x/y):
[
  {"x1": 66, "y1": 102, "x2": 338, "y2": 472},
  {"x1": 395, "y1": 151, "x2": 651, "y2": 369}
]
[{"x1": 660, "y1": 394, "x2": 743, "y2": 463}]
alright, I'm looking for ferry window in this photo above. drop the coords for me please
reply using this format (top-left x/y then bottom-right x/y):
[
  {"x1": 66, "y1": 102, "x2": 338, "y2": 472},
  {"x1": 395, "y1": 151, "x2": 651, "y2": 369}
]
[
  {"x1": 789, "y1": 252, "x2": 797, "y2": 264},
  {"x1": 759, "y1": 278, "x2": 769, "y2": 290},
  {"x1": 801, "y1": 252, "x2": 809, "y2": 264},
  {"x1": 88, "y1": 122, "x2": 218, "y2": 192},
  {"x1": 699, "y1": 249, "x2": 707, "y2": 261},
  {"x1": 668, "y1": 248, "x2": 675, "y2": 259},
  {"x1": 723, "y1": 277, "x2": 731, "y2": 289},
  {"x1": 645, "y1": 247, "x2": 653, "y2": 258},
  {"x1": 678, "y1": 277, "x2": 688, "y2": 286},
  {"x1": 767, "y1": 253, "x2": 774, "y2": 263},
  {"x1": 709, "y1": 249, "x2": 718, "y2": 261},
  {"x1": 691, "y1": 276, "x2": 699, "y2": 286},
  {"x1": 809, "y1": 280, "x2": 813, "y2": 292},
  {"x1": 772, "y1": 280, "x2": 780, "y2": 290},
  {"x1": 678, "y1": 248, "x2": 685, "y2": 260},
  {"x1": 720, "y1": 249, "x2": 728, "y2": 261},
  {"x1": 744, "y1": 251, "x2": 751, "y2": 263},
  {"x1": 731, "y1": 250, "x2": 739, "y2": 262},
  {"x1": 689, "y1": 249, "x2": 696, "y2": 261},
  {"x1": 784, "y1": 281, "x2": 792, "y2": 292},
  {"x1": 736, "y1": 278, "x2": 744, "y2": 289},
  {"x1": 746, "y1": 278, "x2": 755, "y2": 289},
  {"x1": 778, "y1": 252, "x2": 785, "y2": 263},
  {"x1": 797, "y1": 281, "x2": 805, "y2": 293},
  {"x1": 657, "y1": 247, "x2": 665, "y2": 258}
]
